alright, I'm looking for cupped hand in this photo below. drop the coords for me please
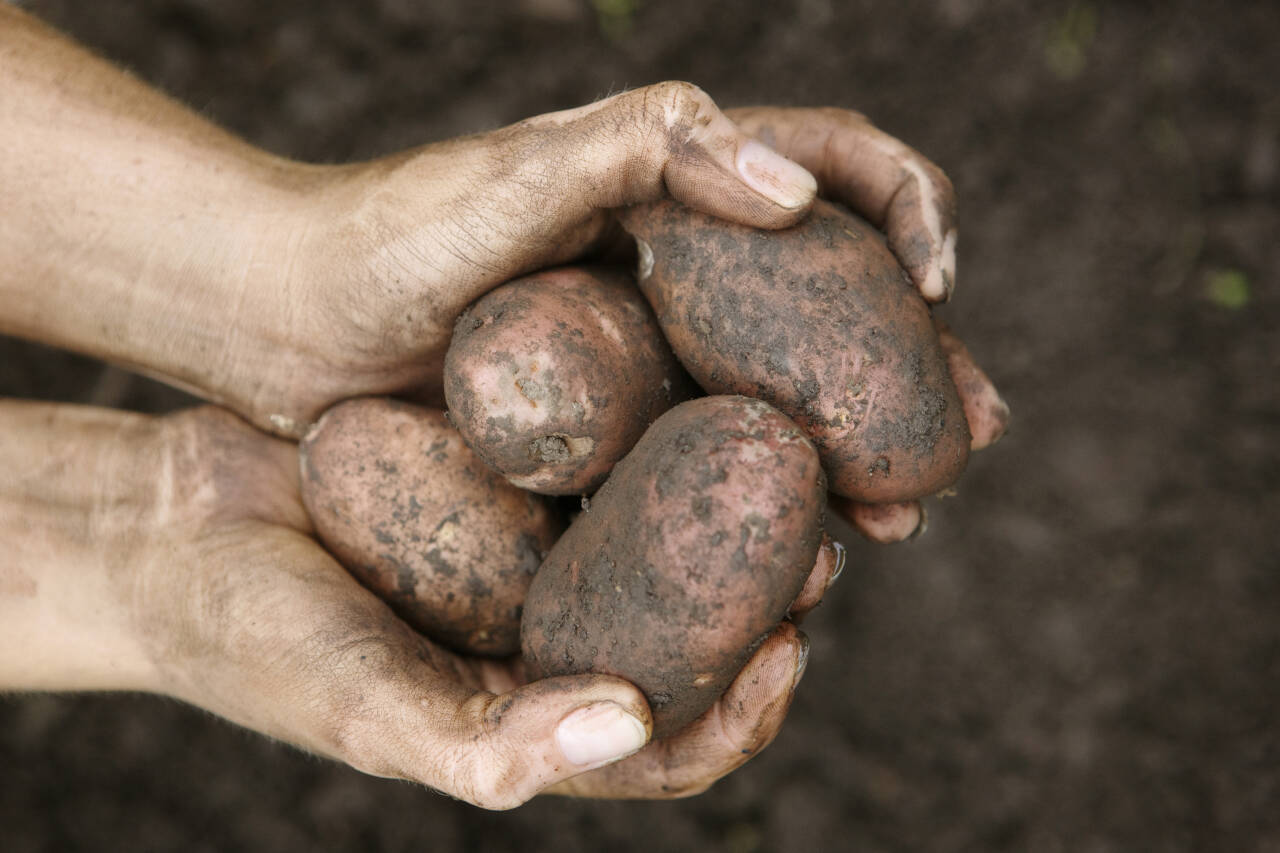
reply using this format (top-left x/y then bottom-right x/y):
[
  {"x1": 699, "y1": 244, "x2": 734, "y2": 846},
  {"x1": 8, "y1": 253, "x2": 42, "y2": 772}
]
[
  {"x1": 18, "y1": 403, "x2": 831, "y2": 807},
  {"x1": 269, "y1": 82, "x2": 817, "y2": 435},
  {"x1": 2, "y1": 8, "x2": 998, "y2": 487},
  {"x1": 260, "y1": 91, "x2": 978, "y2": 439},
  {"x1": 287, "y1": 95, "x2": 1005, "y2": 545}
]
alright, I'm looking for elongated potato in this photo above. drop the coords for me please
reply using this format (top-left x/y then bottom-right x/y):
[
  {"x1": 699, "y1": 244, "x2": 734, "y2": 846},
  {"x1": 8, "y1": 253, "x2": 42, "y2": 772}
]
[
  {"x1": 521, "y1": 395, "x2": 826, "y2": 738},
  {"x1": 299, "y1": 397, "x2": 563, "y2": 656},
  {"x1": 444, "y1": 266, "x2": 696, "y2": 496},
  {"x1": 619, "y1": 200, "x2": 970, "y2": 503}
]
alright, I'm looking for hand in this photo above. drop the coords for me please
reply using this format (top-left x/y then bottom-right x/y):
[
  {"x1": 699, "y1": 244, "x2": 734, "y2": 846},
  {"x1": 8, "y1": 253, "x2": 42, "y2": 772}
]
[
  {"x1": 0, "y1": 10, "x2": 819, "y2": 436},
  {"x1": 0, "y1": 401, "x2": 833, "y2": 807},
  {"x1": 0, "y1": 7, "x2": 1004, "y2": 540},
  {"x1": 291, "y1": 100, "x2": 988, "y2": 437},
  {"x1": 1, "y1": 8, "x2": 990, "y2": 449},
  {"x1": 311, "y1": 102, "x2": 1007, "y2": 542},
  {"x1": 300, "y1": 100, "x2": 1007, "y2": 542}
]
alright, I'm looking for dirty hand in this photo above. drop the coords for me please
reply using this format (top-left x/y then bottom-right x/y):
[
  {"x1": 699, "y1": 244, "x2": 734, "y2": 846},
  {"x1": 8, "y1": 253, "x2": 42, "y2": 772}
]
[
  {"x1": 0, "y1": 401, "x2": 830, "y2": 807},
  {"x1": 1, "y1": 7, "x2": 973, "y2": 446}
]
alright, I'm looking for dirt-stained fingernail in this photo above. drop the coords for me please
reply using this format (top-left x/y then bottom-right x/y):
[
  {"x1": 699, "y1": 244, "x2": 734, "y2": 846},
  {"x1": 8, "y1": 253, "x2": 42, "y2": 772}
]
[
  {"x1": 635, "y1": 237, "x2": 654, "y2": 281},
  {"x1": 908, "y1": 505, "x2": 930, "y2": 541},
  {"x1": 736, "y1": 140, "x2": 817, "y2": 210},
  {"x1": 556, "y1": 702, "x2": 648, "y2": 767},
  {"x1": 792, "y1": 634, "x2": 811, "y2": 692},
  {"x1": 991, "y1": 394, "x2": 1012, "y2": 439},
  {"x1": 825, "y1": 540, "x2": 847, "y2": 592},
  {"x1": 940, "y1": 229, "x2": 957, "y2": 300}
]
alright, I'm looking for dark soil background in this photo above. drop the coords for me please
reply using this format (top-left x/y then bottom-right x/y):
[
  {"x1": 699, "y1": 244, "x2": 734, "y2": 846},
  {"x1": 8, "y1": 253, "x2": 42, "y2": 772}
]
[{"x1": 3, "y1": 0, "x2": 1277, "y2": 850}]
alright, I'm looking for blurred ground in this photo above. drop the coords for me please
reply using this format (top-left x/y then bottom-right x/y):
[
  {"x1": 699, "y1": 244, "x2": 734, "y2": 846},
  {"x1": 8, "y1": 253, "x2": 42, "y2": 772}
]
[{"x1": 2, "y1": 0, "x2": 1277, "y2": 850}]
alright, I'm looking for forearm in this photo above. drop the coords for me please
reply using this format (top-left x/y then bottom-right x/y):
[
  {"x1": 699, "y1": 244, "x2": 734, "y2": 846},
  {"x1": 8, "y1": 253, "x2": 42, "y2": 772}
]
[
  {"x1": 0, "y1": 7, "x2": 332, "y2": 424},
  {"x1": 0, "y1": 398, "x2": 159, "y2": 691}
]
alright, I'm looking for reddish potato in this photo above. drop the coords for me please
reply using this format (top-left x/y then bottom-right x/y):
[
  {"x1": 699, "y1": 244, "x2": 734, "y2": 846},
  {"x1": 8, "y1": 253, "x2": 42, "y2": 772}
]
[
  {"x1": 521, "y1": 395, "x2": 826, "y2": 738},
  {"x1": 299, "y1": 397, "x2": 563, "y2": 656},
  {"x1": 618, "y1": 199, "x2": 970, "y2": 503},
  {"x1": 444, "y1": 266, "x2": 696, "y2": 495}
]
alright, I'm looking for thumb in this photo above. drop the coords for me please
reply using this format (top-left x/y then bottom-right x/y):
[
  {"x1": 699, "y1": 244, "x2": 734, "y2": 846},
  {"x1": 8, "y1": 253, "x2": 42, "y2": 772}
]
[
  {"x1": 508, "y1": 81, "x2": 817, "y2": 229},
  {"x1": 331, "y1": 664, "x2": 652, "y2": 810},
  {"x1": 437, "y1": 674, "x2": 653, "y2": 809},
  {"x1": 327, "y1": 81, "x2": 818, "y2": 369}
]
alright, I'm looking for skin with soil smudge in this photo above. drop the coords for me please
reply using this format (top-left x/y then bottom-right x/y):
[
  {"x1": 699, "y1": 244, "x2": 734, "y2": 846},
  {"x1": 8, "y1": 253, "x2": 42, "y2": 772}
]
[
  {"x1": 444, "y1": 266, "x2": 697, "y2": 495},
  {"x1": 299, "y1": 397, "x2": 563, "y2": 656},
  {"x1": 619, "y1": 199, "x2": 970, "y2": 502},
  {"x1": 520, "y1": 395, "x2": 825, "y2": 738}
]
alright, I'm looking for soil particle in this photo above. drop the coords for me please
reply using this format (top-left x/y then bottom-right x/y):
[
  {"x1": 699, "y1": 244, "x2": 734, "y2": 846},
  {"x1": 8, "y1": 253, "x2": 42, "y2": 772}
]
[{"x1": 528, "y1": 433, "x2": 570, "y2": 462}]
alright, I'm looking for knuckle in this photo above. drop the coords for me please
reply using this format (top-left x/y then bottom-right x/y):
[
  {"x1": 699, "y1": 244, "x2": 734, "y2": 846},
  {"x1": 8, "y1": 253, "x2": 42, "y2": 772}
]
[
  {"x1": 651, "y1": 79, "x2": 711, "y2": 109},
  {"x1": 817, "y1": 105, "x2": 869, "y2": 126},
  {"x1": 448, "y1": 739, "x2": 537, "y2": 810},
  {"x1": 630, "y1": 80, "x2": 716, "y2": 137},
  {"x1": 152, "y1": 417, "x2": 222, "y2": 519},
  {"x1": 327, "y1": 710, "x2": 399, "y2": 779},
  {"x1": 650, "y1": 756, "x2": 718, "y2": 799},
  {"x1": 668, "y1": 779, "x2": 715, "y2": 798},
  {"x1": 155, "y1": 406, "x2": 288, "y2": 523},
  {"x1": 464, "y1": 780, "x2": 529, "y2": 811},
  {"x1": 435, "y1": 692, "x2": 543, "y2": 809},
  {"x1": 927, "y1": 162, "x2": 956, "y2": 204}
]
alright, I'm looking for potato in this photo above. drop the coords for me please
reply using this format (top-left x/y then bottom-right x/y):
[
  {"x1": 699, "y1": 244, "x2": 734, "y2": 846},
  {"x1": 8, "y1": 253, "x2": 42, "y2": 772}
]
[
  {"x1": 520, "y1": 395, "x2": 826, "y2": 738},
  {"x1": 443, "y1": 266, "x2": 696, "y2": 496},
  {"x1": 299, "y1": 397, "x2": 563, "y2": 656},
  {"x1": 618, "y1": 199, "x2": 970, "y2": 503}
]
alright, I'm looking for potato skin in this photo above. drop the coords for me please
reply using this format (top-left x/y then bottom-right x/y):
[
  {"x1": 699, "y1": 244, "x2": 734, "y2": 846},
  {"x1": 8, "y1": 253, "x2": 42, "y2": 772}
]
[
  {"x1": 619, "y1": 199, "x2": 970, "y2": 503},
  {"x1": 520, "y1": 395, "x2": 825, "y2": 738},
  {"x1": 443, "y1": 266, "x2": 696, "y2": 496},
  {"x1": 299, "y1": 397, "x2": 563, "y2": 656}
]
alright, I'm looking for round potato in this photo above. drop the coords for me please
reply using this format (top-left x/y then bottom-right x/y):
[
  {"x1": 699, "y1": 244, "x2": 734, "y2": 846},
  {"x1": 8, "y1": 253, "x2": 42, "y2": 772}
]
[
  {"x1": 619, "y1": 199, "x2": 970, "y2": 503},
  {"x1": 299, "y1": 397, "x2": 563, "y2": 656},
  {"x1": 444, "y1": 266, "x2": 696, "y2": 496},
  {"x1": 521, "y1": 395, "x2": 826, "y2": 738}
]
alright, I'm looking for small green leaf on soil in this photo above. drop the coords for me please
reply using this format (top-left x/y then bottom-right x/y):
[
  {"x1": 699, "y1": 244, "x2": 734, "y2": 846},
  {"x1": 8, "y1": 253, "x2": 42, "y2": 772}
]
[
  {"x1": 1045, "y1": 4, "x2": 1098, "y2": 80},
  {"x1": 1204, "y1": 268, "x2": 1251, "y2": 310}
]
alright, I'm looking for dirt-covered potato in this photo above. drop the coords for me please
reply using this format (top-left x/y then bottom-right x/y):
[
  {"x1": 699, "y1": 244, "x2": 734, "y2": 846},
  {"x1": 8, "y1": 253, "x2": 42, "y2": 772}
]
[
  {"x1": 299, "y1": 397, "x2": 563, "y2": 656},
  {"x1": 443, "y1": 266, "x2": 696, "y2": 496},
  {"x1": 619, "y1": 199, "x2": 970, "y2": 503},
  {"x1": 520, "y1": 395, "x2": 826, "y2": 738}
]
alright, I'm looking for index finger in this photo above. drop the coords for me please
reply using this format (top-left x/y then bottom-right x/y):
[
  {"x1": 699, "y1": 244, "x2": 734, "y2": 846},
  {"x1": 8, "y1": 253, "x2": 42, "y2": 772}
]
[{"x1": 727, "y1": 106, "x2": 958, "y2": 302}]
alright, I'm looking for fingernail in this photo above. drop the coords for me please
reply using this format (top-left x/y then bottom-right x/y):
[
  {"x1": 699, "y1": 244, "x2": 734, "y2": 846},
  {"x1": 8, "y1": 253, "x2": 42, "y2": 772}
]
[
  {"x1": 992, "y1": 394, "x2": 1012, "y2": 437},
  {"x1": 635, "y1": 237, "x2": 654, "y2": 281},
  {"x1": 974, "y1": 394, "x2": 1012, "y2": 450},
  {"x1": 908, "y1": 505, "x2": 929, "y2": 541},
  {"x1": 556, "y1": 702, "x2": 648, "y2": 767},
  {"x1": 736, "y1": 140, "x2": 817, "y2": 210},
  {"x1": 792, "y1": 635, "x2": 811, "y2": 692},
  {"x1": 921, "y1": 230, "x2": 958, "y2": 302},
  {"x1": 825, "y1": 540, "x2": 847, "y2": 592},
  {"x1": 940, "y1": 229, "x2": 957, "y2": 300}
]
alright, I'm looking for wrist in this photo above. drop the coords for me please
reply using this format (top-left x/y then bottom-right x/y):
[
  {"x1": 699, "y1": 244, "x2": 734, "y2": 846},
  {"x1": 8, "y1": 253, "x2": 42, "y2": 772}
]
[
  {"x1": 0, "y1": 8, "x2": 355, "y2": 435},
  {"x1": 0, "y1": 401, "x2": 166, "y2": 692}
]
